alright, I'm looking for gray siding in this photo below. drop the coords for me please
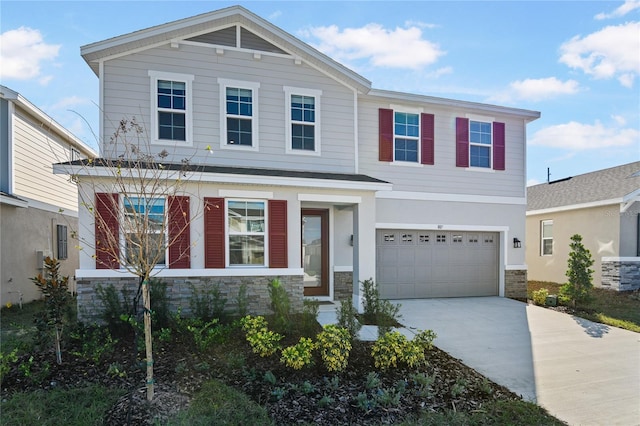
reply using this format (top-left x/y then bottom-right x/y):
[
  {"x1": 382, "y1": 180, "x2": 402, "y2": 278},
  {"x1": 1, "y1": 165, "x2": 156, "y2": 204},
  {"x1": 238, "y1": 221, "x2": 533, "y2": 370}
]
[
  {"x1": 101, "y1": 43, "x2": 357, "y2": 173},
  {"x1": 620, "y1": 201, "x2": 639, "y2": 257},
  {"x1": 357, "y1": 97, "x2": 527, "y2": 198}
]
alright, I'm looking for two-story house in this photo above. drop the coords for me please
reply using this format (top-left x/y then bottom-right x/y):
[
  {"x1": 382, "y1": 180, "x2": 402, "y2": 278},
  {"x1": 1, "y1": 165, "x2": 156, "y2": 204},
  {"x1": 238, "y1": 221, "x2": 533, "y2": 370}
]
[
  {"x1": 1, "y1": 85, "x2": 97, "y2": 305},
  {"x1": 54, "y1": 6, "x2": 539, "y2": 321}
]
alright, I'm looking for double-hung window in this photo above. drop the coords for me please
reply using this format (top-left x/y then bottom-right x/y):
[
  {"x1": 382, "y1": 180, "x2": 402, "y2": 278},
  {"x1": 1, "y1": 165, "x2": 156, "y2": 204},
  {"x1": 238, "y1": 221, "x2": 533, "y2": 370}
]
[
  {"x1": 469, "y1": 121, "x2": 492, "y2": 168},
  {"x1": 149, "y1": 71, "x2": 193, "y2": 145},
  {"x1": 394, "y1": 112, "x2": 419, "y2": 163},
  {"x1": 218, "y1": 79, "x2": 260, "y2": 150},
  {"x1": 228, "y1": 200, "x2": 265, "y2": 266},
  {"x1": 123, "y1": 197, "x2": 166, "y2": 266},
  {"x1": 284, "y1": 87, "x2": 321, "y2": 154},
  {"x1": 541, "y1": 220, "x2": 553, "y2": 256}
]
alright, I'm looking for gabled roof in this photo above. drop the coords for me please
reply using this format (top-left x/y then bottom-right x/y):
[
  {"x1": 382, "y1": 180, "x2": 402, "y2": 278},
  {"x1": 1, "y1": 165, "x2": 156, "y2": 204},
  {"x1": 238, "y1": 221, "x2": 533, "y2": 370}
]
[
  {"x1": 80, "y1": 5, "x2": 371, "y2": 93},
  {"x1": 0, "y1": 85, "x2": 98, "y2": 158},
  {"x1": 527, "y1": 161, "x2": 640, "y2": 212}
]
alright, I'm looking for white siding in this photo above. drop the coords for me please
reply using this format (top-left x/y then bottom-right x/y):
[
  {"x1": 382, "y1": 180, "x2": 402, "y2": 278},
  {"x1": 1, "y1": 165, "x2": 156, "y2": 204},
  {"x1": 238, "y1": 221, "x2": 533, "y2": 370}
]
[
  {"x1": 357, "y1": 97, "x2": 527, "y2": 198},
  {"x1": 12, "y1": 108, "x2": 79, "y2": 212},
  {"x1": 101, "y1": 44, "x2": 357, "y2": 173}
]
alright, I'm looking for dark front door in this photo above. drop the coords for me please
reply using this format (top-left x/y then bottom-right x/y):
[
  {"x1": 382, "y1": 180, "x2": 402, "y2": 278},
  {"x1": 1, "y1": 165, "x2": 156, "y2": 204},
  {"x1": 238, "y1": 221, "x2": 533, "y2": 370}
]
[{"x1": 302, "y1": 209, "x2": 329, "y2": 296}]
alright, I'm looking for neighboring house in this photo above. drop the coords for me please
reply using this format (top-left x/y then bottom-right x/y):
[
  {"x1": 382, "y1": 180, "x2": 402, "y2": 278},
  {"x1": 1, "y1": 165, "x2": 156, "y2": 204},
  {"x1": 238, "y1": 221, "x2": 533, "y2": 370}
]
[
  {"x1": 526, "y1": 162, "x2": 640, "y2": 291},
  {"x1": 0, "y1": 85, "x2": 98, "y2": 306},
  {"x1": 54, "y1": 6, "x2": 540, "y2": 321}
]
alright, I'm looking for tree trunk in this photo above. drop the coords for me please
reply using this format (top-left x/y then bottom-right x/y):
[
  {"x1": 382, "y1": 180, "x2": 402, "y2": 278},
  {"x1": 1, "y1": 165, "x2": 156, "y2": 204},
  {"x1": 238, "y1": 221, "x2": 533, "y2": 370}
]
[
  {"x1": 55, "y1": 327, "x2": 62, "y2": 365},
  {"x1": 142, "y1": 278, "x2": 154, "y2": 401}
]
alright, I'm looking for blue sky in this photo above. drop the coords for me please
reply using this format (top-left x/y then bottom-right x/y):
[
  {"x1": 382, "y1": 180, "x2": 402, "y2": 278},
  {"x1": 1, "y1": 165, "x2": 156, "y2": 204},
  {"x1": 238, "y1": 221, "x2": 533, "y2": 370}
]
[{"x1": 1, "y1": 1, "x2": 638, "y2": 185}]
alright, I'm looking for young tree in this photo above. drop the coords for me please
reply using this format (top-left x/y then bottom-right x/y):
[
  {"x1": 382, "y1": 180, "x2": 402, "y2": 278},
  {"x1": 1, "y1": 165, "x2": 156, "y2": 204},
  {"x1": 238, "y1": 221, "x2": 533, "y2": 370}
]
[
  {"x1": 31, "y1": 257, "x2": 73, "y2": 365},
  {"x1": 64, "y1": 118, "x2": 206, "y2": 400},
  {"x1": 560, "y1": 234, "x2": 594, "y2": 308}
]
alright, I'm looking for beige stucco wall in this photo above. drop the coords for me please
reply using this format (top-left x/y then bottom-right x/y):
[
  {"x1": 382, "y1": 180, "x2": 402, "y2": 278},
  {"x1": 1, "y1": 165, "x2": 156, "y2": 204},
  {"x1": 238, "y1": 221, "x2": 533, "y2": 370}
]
[
  {"x1": 526, "y1": 204, "x2": 620, "y2": 286},
  {"x1": 0, "y1": 204, "x2": 79, "y2": 305}
]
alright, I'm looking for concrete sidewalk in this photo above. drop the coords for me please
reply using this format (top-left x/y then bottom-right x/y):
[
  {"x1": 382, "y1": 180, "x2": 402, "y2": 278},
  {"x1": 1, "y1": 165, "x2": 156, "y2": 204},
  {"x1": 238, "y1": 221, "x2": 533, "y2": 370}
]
[{"x1": 318, "y1": 297, "x2": 640, "y2": 426}]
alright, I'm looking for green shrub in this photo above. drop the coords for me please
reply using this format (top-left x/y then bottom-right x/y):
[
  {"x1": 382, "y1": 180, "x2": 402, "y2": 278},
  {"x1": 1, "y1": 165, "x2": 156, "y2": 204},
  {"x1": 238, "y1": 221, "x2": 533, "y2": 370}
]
[
  {"x1": 268, "y1": 278, "x2": 291, "y2": 333},
  {"x1": 240, "y1": 315, "x2": 283, "y2": 357},
  {"x1": 532, "y1": 288, "x2": 549, "y2": 306},
  {"x1": 280, "y1": 337, "x2": 315, "y2": 370},
  {"x1": 361, "y1": 278, "x2": 380, "y2": 323},
  {"x1": 235, "y1": 282, "x2": 249, "y2": 317},
  {"x1": 371, "y1": 331, "x2": 407, "y2": 370},
  {"x1": 360, "y1": 278, "x2": 402, "y2": 333},
  {"x1": 560, "y1": 234, "x2": 594, "y2": 308},
  {"x1": 316, "y1": 324, "x2": 351, "y2": 372},
  {"x1": 0, "y1": 348, "x2": 19, "y2": 384},
  {"x1": 95, "y1": 284, "x2": 133, "y2": 332},
  {"x1": 336, "y1": 299, "x2": 362, "y2": 339},
  {"x1": 189, "y1": 281, "x2": 228, "y2": 322},
  {"x1": 69, "y1": 324, "x2": 118, "y2": 363},
  {"x1": 149, "y1": 278, "x2": 170, "y2": 329},
  {"x1": 299, "y1": 299, "x2": 320, "y2": 336}
]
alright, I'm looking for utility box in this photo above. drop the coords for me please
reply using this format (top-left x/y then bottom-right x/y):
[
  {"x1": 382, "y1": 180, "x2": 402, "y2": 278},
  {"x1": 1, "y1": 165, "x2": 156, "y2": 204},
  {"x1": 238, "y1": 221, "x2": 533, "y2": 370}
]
[{"x1": 545, "y1": 295, "x2": 558, "y2": 307}]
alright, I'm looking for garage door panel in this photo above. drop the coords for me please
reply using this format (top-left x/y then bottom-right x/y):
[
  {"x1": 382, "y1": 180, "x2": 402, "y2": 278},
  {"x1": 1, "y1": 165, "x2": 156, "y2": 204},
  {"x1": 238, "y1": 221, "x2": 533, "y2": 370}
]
[{"x1": 377, "y1": 229, "x2": 498, "y2": 299}]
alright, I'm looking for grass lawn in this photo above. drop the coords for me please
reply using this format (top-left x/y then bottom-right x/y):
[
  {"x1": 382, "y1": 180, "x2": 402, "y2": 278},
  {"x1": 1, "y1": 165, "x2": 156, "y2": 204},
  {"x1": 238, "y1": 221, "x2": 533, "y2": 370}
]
[{"x1": 528, "y1": 281, "x2": 640, "y2": 333}]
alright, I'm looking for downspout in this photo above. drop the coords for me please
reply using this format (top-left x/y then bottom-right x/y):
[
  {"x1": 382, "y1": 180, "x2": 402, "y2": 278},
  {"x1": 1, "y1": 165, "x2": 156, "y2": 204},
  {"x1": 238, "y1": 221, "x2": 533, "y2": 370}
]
[
  {"x1": 99, "y1": 60, "x2": 104, "y2": 154},
  {"x1": 353, "y1": 89, "x2": 358, "y2": 174}
]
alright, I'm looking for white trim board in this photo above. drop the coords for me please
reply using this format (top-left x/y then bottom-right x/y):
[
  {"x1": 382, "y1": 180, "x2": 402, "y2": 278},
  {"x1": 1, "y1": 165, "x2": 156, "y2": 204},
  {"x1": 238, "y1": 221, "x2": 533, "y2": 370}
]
[
  {"x1": 377, "y1": 191, "x2": 526, "y2": 205},
  {"x1": 376, "y1": 223, "x2": 509, "y2": 232},
  {"x1": 527, "y1": 198, "x2": 621, "y2": 216},
  {"x1": 76, "y1": 267, "x2": 305, "y2": 279}
]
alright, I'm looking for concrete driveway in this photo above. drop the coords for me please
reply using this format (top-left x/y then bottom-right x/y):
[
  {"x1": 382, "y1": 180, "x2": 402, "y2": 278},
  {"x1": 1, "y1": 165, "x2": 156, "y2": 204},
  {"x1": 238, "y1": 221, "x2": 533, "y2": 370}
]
[{"x1": 394, "y1": 297, "x2": 640, "y2": 426}]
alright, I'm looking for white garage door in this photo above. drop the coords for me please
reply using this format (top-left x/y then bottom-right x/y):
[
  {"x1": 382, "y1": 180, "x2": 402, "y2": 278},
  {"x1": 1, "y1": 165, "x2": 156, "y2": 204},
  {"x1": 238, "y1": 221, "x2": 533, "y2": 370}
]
[{"x1": 376, "y1": 230, "x2": 499, "y2": 298}]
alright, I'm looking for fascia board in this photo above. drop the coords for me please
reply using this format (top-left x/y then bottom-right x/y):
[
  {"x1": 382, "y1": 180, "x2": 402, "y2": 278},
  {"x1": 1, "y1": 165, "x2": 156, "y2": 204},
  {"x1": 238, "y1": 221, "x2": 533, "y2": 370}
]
[
  {"x1": 54, "y1": 163, "x2": 392, "y2": 192},
  {"x1": 367, "y1": 89, "x2": 541, "y2": 121}
]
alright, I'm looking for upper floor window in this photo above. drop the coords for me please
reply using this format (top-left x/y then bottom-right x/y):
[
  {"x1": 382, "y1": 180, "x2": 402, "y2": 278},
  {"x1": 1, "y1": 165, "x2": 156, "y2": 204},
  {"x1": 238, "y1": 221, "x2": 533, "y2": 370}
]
[
  {"x1": 284, "y1": 87, "x2": 322, "y2": 155},
  {"x1": 219, "y1": 79, "x2": 260, "y2": 151},
  {"x1": 469, "y1": 120, "x2": 492, "y2": 168},
  {"x1": 394, "y1": 112, "x2": 419, "y2": 162},
  {"x1": 228, "y1": 200, "x2": 265, "y2": 266},
  {"x1": 148, "y1": 71, "x2": 193, "y2": 145},
  {"x1": 541, "y1": 220, "x2": 553, "y2": 256},
  {"x1": 456, "y1": 116, "x2": 505, "y2": 170},
  {"x1": 123, "y1": 196, "x2": 166, "y2": 266}
]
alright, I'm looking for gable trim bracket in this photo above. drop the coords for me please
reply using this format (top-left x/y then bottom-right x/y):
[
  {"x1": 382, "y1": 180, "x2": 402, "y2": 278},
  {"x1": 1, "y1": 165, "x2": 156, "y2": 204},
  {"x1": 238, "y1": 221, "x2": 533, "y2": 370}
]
[{"x1": 621, "y1": 188, "x2": 640, "y2": 213}]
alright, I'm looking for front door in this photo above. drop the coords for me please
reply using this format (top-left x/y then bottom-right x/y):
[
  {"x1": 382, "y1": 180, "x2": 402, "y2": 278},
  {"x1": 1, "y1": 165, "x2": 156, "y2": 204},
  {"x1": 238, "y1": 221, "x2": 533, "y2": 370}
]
[{"x1": 302, "y1": 209, "x2": 329, "y2": 296}]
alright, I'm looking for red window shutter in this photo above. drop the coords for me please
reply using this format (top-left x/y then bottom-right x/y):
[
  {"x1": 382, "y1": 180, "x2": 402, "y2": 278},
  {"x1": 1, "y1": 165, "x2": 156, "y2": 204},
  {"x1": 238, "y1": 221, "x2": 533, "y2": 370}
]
[
  {"x1": 456, "y1": 117, "x2": 469, "y2": 168},
  {"x1": 379, "y1": 108, "x2": 393, "y2": 162},
  {"x1": 95, "y1": 193, "x2": 119, "y2": 269},
  {"x1": 168, "y1": 195, "x2": 190, "y2": 268},
  {"x1": 204, "y1": 197, "x2": 225, "y2": 268},
  {"x1": 493, "y1": 122, "x2": 506, "y2": 171},
  {"x1": 421, "y1": 113, "x2": 435, "y2": 165},
  {"x1": 268, "y1": 200, "x2": 288, "y2": 268}
]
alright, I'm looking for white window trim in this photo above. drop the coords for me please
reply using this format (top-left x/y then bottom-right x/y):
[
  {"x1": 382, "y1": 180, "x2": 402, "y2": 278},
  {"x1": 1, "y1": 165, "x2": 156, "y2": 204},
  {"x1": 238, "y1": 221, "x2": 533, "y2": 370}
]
[
  {"x1": 218, "y1": 78, "x2": 260, "y2": 152},
  {"x1": 284, "y1": 86, "x2": 322, "y2": 156},
  {"x1": 148, "y1": 70, "x2": 194, "y2": 146},
  {"x1": 226, "y1": 198, "x2": 268, "y2": 267},
  {"x1": 392, "y1": 109, "x2": 421, "y2": 165},
  {"x1": 466, "y1": 113, "x2": 495, "y2": 170},
  {"x1": 541, "y1": 219, "x2": 553, "y2": 256},
  {"x1": 120, "y1": 195, "x2": 168, "y2": 269}
]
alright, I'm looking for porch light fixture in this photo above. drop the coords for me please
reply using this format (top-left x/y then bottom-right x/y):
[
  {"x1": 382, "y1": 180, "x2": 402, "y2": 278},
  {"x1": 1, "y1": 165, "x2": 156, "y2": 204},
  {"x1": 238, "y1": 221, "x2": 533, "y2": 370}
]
[{"x1": 513, "y1": 238, "x2": 522, "y2": 248}]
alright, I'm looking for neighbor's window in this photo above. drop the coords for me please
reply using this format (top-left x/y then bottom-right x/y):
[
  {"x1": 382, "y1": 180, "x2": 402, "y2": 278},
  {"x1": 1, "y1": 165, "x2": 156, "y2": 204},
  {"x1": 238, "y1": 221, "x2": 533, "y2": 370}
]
[
  {"x1": 219, "y1": 79, "x2": 260, "y2": 149},
  {"x1": 541, "y1": 220, "x2": 553, "y2": 256},
  {"x1": 228, "y1": 200, "x2": 265, "y2": 266},
  {"x1": 123, "y1": 197, "x2": 166, "y2": 266},
  {"x1": 149, "y1": 71, "x2": 193, "y2": 144},
  {"x1": 394, "y1": 112, "x2": 419, "y2": 162},
  {"x1": 57, "y1": 224, "x2": 68, "y2": 260},
  {"x1": 469, "y1": 120, "x2": 492, "y2": 168}
]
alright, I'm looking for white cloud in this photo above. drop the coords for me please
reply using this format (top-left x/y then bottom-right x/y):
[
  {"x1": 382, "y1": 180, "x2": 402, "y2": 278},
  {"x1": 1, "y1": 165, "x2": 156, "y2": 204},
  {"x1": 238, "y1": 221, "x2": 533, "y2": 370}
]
[
  {"x1": 0, "y1": 27, "x2": 60, "y2": 83},
  {"x1": 301, "y1": 23, "x2": 444, "y2": 70},
  {"x1": 529, "y1": 120, "x2": 639, "y2": 150},
  {"x1": 559, "y1": 21, "x2": 640, "y2": 87},
  {"x1": 595, "y1": 0, "x2": 640, "y2": 20},
  {"x1": 51, "y1": 96, "x2": 92, "y2": 110},
  {"x1": 526, "y1": 178, "x2": 541, "y2": 187},
  {"x1": 488, "y1": 77, "x2": 580, "y2": 103},
  {"x1": 268, "y1": 10, "x2": 282, "y2": 20}
]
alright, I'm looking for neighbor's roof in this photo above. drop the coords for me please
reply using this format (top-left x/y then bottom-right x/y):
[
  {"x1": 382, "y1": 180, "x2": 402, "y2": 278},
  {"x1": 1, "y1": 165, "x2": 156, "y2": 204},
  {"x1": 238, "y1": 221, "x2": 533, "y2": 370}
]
[{"x1": 527, "y1": 161, "x2": 640, "y2": 212}]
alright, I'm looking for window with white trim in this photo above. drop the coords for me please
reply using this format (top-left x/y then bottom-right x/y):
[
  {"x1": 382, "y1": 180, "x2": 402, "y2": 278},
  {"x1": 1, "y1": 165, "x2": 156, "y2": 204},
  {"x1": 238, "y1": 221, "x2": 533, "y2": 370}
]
[
  {"x1": 227, "y1": 200, "x2": 265, "y2": 266},
  {"x1": 123, "y1": 197, "x2": 166, "y2": 266},
  {"x1": 284, "y1": 87, "x2": 321, "y2": 154},
  {"x1": 218, "y1": 79, "x2": 260, "y2": 150},
  {"x1": 469, "y1": 120, "x2": 492, "y2": 168},
  {"x1": 394, "y1": 112, "x2": 419, "y2": 162},
  {"x1": 149, "y1": 71, "x2": 193, "y2": 145},
  {"x1": 541, "y1": 220, "x2": 553, "y2": 256}
]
